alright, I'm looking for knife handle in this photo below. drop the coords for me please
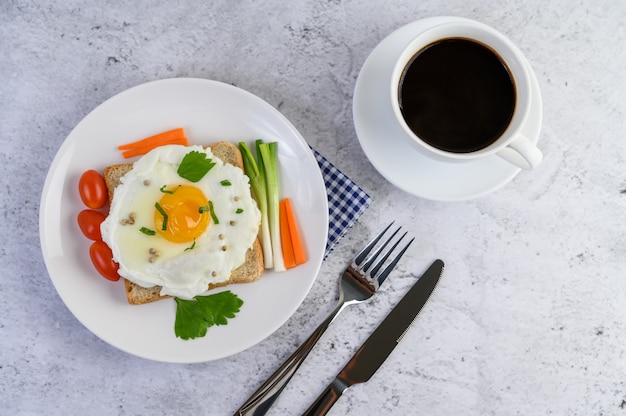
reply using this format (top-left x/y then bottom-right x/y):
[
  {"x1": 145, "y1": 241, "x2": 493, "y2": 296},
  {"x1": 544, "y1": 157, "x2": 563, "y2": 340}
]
[{"x1": 302, "y1": 380, "x2": 347, "y2": 416}]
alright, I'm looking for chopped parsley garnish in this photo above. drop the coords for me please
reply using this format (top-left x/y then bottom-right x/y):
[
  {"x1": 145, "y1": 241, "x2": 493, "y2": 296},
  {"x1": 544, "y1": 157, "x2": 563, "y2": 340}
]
[
  {"x1": 174, "y1": 291, "x2": 244, "y2": 340},
  {"x1": 220, "y1": 180, "x2": 232, "y2": 186},
  {"x1": 208, "y1": 200, "x2": 219, "y2": 224},
  {"x1": 160, "y1": 184, "x2": 181, "y2": 194},
  {"x1": 236, "y1": 208, "x2": 244, "y2": 214},
  {"x1": 154, "y1": 202, "x2": 168, "y2": 231},
  {"x1": 140, "y1": 227, "x2": 156, "y2": 236},
  {"x1": 198, "y1": 205, "x2": 209, "y2": 213},
  {"x1": 184, "y1": 239, "x2": 196, "y2": 251},
  {"x1": 177, "y1": 151, "x2": 216, "y2": 182}
]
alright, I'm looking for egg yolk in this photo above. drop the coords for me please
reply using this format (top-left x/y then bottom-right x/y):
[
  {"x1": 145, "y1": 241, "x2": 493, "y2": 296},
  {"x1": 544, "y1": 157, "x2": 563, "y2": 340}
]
[{"x1": 154, "y1": 185, "x2": 210, "y2": 243}]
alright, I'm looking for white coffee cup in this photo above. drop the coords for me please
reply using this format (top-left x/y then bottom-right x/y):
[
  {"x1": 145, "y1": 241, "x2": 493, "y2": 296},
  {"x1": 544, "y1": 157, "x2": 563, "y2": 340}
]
[{"x1": 390, "y1": 18, "x2": 542, "y2": 170}]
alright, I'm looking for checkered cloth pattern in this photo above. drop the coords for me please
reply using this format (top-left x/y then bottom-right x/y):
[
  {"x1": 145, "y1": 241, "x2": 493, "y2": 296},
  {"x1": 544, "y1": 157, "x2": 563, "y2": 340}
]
[{"x1": 311, "y1": 147, "x2": 373, "y2": 258}]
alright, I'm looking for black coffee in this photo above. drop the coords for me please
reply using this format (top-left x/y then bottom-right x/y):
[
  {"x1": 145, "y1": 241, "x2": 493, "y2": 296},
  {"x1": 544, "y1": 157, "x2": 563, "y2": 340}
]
[{"x1": 398, "y1": 38, "x2": 516, "y2": 153}]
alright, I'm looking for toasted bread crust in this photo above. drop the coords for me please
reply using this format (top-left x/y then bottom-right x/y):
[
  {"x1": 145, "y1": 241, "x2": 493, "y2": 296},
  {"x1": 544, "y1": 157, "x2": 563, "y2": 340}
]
[{"x1": 105, "y1": 142, "x2": 264, "y2": 304}]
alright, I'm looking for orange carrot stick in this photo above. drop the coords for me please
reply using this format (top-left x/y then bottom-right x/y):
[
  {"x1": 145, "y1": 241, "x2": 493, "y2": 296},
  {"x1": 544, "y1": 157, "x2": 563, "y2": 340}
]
[
  {"x1": 120, "y1": 136, "x2": 188, "y2": 159},
  {"x1": 283, "y1": 198, "x2": 306, "y2": 265},
  {"x1": 118, "y1": 128, "x2": 186, "y2": 151},
  {"x1": 279, "y1": 200, "x2": 297, "y2": 269}
]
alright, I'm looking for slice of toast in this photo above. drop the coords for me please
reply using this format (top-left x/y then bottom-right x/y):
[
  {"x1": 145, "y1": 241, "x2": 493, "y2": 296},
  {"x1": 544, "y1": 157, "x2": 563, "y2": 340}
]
[{"x1": 103, "y1": 142, "x2": 264, "y2": 305}]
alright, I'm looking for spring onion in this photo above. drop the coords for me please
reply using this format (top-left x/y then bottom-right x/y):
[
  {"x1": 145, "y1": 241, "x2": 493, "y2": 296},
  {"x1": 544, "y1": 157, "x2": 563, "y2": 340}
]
[
  {"x1": 208, "y1": 200, "x2": 219, "y2": 224},
  {"x1": 258, "y1": 141, "x2": 285, "y2": 272},
  {"x1": 139, "y1": 227, "x2": 156, "y2": 236},
  {"x1": 154, "y1": 202, "x2": 168, "y2": 231},
  {"x1": 239, "y1": 141, "x2": 274, "y2": 269}
]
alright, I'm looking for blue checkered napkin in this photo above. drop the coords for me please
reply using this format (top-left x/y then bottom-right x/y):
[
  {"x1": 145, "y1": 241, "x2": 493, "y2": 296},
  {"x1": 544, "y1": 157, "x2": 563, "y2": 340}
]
[{"x1": 311, "y1": 147, "x2": 373, "y2": 258}]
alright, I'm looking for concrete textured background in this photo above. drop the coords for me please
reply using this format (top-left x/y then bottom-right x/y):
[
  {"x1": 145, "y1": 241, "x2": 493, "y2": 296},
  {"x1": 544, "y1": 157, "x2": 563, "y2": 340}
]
[{"x1": 2, "y1": 1, "x2": 625, "y2": 415}]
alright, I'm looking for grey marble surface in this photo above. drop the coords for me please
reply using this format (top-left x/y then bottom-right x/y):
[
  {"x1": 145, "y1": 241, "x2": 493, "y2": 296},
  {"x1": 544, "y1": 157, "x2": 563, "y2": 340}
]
[{"x1": 2, "y1": 1, "x2": 626, "y2": 415}]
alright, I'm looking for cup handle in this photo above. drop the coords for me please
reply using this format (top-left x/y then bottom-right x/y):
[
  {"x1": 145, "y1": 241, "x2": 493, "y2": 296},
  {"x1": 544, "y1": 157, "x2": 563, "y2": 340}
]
[{"x1": 496, "y1": 134, "x2": 543, "y2": 170}]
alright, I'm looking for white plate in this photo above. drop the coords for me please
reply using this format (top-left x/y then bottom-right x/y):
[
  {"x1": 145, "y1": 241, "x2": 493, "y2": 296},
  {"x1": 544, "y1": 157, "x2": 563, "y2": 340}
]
[
  {"x1": 39, "y1": 78, "x2": 329, "y2": 363},
  {"x1": 353, "y1": 17, "x2": 542, "y2": 201}
]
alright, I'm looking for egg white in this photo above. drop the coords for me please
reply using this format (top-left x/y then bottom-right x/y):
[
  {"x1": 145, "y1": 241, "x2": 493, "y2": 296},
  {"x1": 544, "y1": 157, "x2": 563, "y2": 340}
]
[{"x1": 100, "y1": 145, "x2": 261, "y2": 299}]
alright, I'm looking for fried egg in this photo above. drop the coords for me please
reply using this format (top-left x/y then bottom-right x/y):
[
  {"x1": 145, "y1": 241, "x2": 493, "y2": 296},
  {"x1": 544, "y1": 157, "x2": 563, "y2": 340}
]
[{"x1": 100, "y1": 144, "x2": 261, "y2": 299}]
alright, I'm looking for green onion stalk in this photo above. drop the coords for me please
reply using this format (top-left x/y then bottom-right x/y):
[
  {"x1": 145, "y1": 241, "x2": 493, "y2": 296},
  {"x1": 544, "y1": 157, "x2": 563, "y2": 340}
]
[
  {"x1": 258, "y1": 141, "x2": 285, "y2": 272},
  {"x1": 239, "y1": 141, "x2": 274, "y2": 269}
]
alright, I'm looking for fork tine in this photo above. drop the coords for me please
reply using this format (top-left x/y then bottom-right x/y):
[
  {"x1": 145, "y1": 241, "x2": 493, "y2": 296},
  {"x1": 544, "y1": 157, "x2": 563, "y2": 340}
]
[
  {"x1": 361, "y1": 227, "x2": 402, "y2": 273},
  {"x1": 353, "y1": 221, "x2": 395, "y2": 265},
  {"x1": 360, "y1": 226, "x2": 401, "y2": 272},
  {"x1": 368, "y1": 231, "x2": 407, "y2": 277},
  {"x1": 374, "y1": 237, "x2": 415, "y2": 286}
]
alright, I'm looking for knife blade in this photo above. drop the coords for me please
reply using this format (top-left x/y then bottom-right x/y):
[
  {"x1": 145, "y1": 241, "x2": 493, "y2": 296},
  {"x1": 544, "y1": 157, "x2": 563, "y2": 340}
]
[{"x1": 302, "y1": 259, "x2": 444, "y2": 416}]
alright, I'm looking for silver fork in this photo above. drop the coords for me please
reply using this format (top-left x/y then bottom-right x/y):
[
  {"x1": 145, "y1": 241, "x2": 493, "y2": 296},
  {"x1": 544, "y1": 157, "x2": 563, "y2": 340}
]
[{"x1": 234, "y1": 222, "x2": 414, "y2": 416}]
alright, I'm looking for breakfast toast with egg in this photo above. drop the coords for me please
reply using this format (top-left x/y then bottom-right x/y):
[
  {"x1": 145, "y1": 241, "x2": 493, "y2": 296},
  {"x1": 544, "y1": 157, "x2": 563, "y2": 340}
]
[{"x1": 103, "y1": 142, "x2": 264, "y2": 305}]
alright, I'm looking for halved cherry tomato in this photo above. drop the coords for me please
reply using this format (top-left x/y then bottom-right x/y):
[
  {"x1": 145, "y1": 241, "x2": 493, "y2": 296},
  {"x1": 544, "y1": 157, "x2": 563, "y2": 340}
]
[
  {"x1": 77, "y1": 209, "x2": 106, "y2": 241},
  {"x1": 79, "y1": 170, "x2": 108, "y2": 209},
  {"x1": 89, "y1": 241, "x2": 120, "y2": 281}
]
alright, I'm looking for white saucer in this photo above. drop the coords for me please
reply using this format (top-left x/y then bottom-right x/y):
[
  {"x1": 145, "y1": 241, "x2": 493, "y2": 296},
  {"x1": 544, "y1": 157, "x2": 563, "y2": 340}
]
[{"x1": 353, "y1": 17, "x2": 542, "y2": 201}]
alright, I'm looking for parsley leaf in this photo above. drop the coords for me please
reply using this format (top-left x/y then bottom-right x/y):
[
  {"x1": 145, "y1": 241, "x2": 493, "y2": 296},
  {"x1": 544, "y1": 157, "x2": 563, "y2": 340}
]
[
  {"x1": 177, "y1": 151, "x2": 216, "y2": 182},
  {"x1": 174, "y1": 291, "x2": 244, "y2": 340}
]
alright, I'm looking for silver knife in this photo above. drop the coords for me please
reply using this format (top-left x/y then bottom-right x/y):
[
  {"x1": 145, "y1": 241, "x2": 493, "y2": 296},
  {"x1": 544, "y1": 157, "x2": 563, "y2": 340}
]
[{"x1": 302, "y1": 259, "x2": 444, "y2": 416}]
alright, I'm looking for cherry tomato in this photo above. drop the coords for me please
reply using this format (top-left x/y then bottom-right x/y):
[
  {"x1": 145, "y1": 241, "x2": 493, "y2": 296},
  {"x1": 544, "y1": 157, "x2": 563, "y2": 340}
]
[
  {"x1": 89, "y1": 241, "x2": 120, "y2": 281},
  {"x1": 77, "y1": 209, "x2": 106, "y2": 241},
  {"x1": 79, "y1": 170, "x2": 108, "y2": 209}
]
